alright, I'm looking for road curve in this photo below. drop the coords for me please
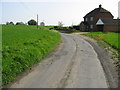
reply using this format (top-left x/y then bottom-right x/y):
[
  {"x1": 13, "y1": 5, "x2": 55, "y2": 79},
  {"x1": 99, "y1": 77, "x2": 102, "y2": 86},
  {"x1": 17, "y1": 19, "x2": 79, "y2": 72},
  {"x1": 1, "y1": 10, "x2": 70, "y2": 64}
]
[{"x1": 9, "y1": 33, "x2": 108, "y2": 88}]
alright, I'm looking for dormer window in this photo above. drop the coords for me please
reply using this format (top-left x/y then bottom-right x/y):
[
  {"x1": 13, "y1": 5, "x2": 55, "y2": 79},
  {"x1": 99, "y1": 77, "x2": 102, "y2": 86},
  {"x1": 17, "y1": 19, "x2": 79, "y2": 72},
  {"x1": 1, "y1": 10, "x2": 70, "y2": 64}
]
[
  {"x1": 90, "y1": 17, "x2": 93, "y2": 21},
  {"x1": 85, "y1": 18, "x2": 88, "y2": 21}
]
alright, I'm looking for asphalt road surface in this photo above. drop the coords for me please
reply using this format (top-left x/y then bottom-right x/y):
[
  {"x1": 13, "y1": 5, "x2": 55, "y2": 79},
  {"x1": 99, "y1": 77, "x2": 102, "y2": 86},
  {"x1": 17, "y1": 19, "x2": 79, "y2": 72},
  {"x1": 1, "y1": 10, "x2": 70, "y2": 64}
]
[{"x1": 9, "y1": 33, "x2": 108, "y2": 88}]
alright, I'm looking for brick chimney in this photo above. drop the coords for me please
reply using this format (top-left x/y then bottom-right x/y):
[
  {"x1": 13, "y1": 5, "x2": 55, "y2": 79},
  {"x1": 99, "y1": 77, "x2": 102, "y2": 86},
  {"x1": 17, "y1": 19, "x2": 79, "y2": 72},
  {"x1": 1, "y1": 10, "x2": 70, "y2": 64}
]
[{"x1": 99, "y1": 4, "x2": 102, "y2": 8}]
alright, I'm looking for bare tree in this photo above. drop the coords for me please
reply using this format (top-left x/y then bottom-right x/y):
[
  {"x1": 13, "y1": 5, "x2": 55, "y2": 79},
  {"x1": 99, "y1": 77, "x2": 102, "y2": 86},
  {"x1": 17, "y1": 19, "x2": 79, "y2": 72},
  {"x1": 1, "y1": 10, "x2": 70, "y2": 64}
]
[{"x1": 58, "y1": 21, "x2": 64, "y2": 27}]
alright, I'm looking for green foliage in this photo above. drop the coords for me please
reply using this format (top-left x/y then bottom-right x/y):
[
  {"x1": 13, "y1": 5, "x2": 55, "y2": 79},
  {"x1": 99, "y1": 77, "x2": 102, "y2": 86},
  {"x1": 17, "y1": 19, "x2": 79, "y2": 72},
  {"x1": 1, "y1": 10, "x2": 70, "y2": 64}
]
[
  {"x1": 54, "y1": 26, "x2": 59, "y2": 29},
  {"x1": 16, "y1": 22, "x2": 25, "y2": 25},
  {"x1": 72, "y1": 25, "x2": 80, "y2": 30},
  {"x1": 83, "y1": 32, "x2": 119, "y2": 50},
  {"x1": 2, "y1": 25, "x2": 61, "y2": 85},
  {"x1": 6, "y1": 21, "x2": 14, "y2": 25},
  {"x1": 28, "y1": 19, "x2": 37, "y2": 25},
  {"x1": 45, "y1": 26, "x2": 54, "y2": 29}
]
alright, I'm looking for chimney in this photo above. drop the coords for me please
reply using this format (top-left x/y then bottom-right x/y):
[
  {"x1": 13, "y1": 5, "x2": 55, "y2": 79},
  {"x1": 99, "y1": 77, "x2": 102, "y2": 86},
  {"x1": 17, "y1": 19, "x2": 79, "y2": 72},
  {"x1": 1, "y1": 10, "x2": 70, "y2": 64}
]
[{"x1": 99, "y1": 4, "x2": 102, "y2": 8}]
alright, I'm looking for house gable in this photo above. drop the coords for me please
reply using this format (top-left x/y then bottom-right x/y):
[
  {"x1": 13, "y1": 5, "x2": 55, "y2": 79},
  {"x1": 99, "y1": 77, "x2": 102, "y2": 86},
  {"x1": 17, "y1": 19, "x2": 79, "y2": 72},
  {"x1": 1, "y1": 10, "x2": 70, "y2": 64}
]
[
  {"x1": 96, "y1": 19, "x2": 104, "y2": 25},
  {"x1": 80, "y1": 4, "x2": 119, "y2": 32},
  {"x1": 84, "y1": 5, "x2": 113, "y2": 19}
]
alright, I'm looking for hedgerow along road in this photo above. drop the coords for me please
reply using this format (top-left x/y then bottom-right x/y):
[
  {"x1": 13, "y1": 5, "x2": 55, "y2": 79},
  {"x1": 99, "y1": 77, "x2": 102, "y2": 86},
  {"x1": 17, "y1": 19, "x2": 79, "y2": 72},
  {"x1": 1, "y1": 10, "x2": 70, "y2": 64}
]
[{"x1": 9, "y1": 33, "x2": 108, "y2": 88}]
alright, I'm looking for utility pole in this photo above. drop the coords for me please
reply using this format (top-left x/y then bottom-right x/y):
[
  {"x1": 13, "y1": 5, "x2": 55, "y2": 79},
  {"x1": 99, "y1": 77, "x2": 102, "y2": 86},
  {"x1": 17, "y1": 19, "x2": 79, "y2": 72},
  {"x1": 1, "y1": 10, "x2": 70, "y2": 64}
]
[
  {"x1": 37, "y1": 14, "x2": 38, "y2": 29},
  {"x1": 72, "y1": 20, "x2": 74, "y2": 26}
]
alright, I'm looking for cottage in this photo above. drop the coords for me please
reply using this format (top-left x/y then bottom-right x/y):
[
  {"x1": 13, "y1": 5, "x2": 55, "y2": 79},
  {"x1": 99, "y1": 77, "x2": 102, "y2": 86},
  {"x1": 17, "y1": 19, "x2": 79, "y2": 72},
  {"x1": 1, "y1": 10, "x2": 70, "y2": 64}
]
[
  {"x1": 80, "y1": 5, "x2": 120, "y2": 32},
  {"x1": 40, "y1": 22, "x2": 45, "y2": 26}
]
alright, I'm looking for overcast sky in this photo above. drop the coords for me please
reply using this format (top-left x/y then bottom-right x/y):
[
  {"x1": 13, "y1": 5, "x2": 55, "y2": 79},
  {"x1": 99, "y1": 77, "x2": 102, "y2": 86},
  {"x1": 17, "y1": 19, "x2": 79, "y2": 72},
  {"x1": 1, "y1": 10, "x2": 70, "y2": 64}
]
[{"x1": 1, "y1": 0, "x2": 120, "y2": 26}]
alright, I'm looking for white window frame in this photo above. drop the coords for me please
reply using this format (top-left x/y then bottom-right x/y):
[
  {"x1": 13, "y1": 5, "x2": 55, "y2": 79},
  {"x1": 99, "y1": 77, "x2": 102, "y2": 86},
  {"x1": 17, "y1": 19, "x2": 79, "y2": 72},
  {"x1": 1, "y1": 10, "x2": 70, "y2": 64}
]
[
  {"x1": 86, "y1": 26, "x2": 89, "y2": 29},
  {"x1": 90, "y1": 25, "x2": 93, "y2": 29},
  {"x1": 85, "y1": 18, "x2": 88, "y2": 21},
  {"x1": 90, "y1": 17, "x2": 93, "y2": 21}
]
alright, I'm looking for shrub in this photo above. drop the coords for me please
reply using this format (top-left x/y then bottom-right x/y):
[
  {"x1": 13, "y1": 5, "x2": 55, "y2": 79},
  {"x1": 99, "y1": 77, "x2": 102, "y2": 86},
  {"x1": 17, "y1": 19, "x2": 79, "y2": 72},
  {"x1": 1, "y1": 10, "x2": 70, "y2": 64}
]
[{"x1": 28, "y1": 19, "x2": 37, "y2": 25}]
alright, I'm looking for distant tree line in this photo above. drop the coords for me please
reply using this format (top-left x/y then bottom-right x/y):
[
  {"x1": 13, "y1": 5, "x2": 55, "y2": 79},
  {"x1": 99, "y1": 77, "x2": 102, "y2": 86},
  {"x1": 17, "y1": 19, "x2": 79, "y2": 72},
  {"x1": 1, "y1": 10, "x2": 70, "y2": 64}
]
[
  {"x1": 6, "y1": 19, "x2": 45, "y2": 26},
  {"x1": 28, "y1": 19, "x2": 37, "y2": 25},
  {"x1": 6, "y1": 19, "x2": 36, "y2": 25},
  {"x1": 53, "y1": 25, "x2": 80, "y2": 31},
  {"x1": 6, "y1": 21, "x2": 26, "y2": 25},
  {"x1": 16, "y1": 22, "x2": 25, "y2": 25},
  {"x1": 6, "y1": 21, "x2": 14, "y2": 25},
  {"x1": 72, "y1": 25, "x2": 80, "y2": 30},
  {"x1": 6, "y1": 19, "x2": 80, "y2": 30}
]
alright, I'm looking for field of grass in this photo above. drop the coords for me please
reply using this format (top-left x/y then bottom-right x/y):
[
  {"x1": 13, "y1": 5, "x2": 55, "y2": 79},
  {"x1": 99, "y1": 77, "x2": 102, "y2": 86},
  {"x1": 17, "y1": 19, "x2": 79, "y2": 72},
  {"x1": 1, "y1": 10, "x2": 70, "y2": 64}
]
[
  {"x1": 83, "y1": 32, "x2": 120, "y2": 70},
  {"x1": 83, "y1": 32, "x2": 119, "y2": 50},
  {"x1": 2, "y1": 25, "x2": 61, "y2": 85}
]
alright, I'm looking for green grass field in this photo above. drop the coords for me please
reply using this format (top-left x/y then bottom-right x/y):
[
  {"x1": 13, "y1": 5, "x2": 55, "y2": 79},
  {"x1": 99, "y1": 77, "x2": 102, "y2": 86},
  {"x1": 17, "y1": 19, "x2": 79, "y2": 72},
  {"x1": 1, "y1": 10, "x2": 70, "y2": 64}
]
[
  {"x1": 2, "y1": 25, "x2": 61, "y2": 85},
  {"x1": 83, "y1": 32, "x2": 119, "y2": 50}
]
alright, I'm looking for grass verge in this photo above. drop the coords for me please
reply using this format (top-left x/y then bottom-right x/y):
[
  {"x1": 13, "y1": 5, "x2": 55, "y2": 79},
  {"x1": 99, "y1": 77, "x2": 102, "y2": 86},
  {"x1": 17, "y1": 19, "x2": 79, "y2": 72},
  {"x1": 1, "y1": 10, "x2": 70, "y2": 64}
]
[{"x1": 2, "y1": 25, "x2": 61, "y2": 86}]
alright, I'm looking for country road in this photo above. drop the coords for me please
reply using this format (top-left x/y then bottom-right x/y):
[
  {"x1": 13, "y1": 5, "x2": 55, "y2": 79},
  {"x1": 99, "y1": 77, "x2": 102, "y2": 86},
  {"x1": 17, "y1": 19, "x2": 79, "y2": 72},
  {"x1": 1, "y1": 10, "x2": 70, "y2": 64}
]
[{"x1": 9, "y1": 33, "x2": 108, "y2": 88}]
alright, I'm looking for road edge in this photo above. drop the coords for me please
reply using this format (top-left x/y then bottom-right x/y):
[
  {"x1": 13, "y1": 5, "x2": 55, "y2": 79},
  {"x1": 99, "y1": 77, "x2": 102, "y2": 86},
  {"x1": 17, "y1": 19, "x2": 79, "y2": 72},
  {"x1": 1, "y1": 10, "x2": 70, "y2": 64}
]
[{"x1": 78, "y1": 35, "x2": 119, "y2": 89}]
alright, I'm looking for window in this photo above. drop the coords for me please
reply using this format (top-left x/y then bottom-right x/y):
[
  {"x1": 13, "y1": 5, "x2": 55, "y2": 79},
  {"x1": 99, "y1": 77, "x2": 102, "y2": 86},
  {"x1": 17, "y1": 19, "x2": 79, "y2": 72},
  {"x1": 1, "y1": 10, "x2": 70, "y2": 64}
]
[
  {"x1": 86, "y1": 26, "x2": 89, "y2": 29},
  {"x1": 90, "y1": 25, "x2": 93, "y2": 29},
  {"x1": 85, "y1": 18, "x2": 88, "y2": 21},
  {"x1": 90, "y1": 17, "x2": 93, "y2": 21}
]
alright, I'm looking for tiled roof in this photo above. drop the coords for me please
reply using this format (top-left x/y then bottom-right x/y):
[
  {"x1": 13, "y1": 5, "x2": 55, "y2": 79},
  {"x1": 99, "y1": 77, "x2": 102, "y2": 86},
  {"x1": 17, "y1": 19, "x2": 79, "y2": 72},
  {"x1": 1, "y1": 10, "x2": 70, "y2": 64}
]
[
  {"x1": 81, "y1": 21, "x2": 89, "y2": 25},
  {"x1": 84, "y1": 5, "x2": 113, "y2": 18},
  {"x1": 101, "y1": 18, "x2": 120, "y2": 25}
]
